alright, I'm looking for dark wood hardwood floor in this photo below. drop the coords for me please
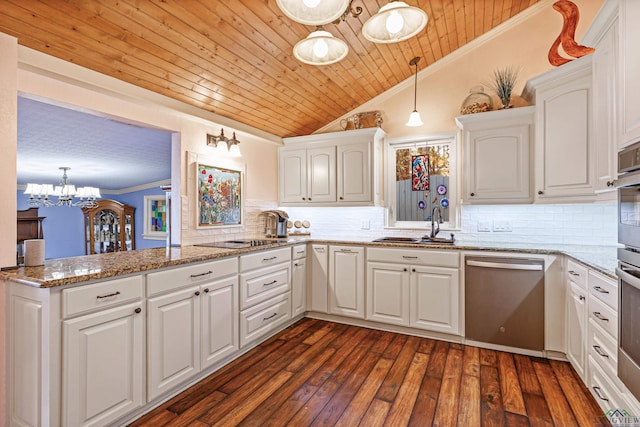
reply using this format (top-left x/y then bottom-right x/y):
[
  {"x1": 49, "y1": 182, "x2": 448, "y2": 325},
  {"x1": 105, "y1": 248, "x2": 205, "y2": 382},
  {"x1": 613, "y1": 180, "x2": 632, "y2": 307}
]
[{"x1": 129, "y1": 318, "x2": 608, "y2": 427}]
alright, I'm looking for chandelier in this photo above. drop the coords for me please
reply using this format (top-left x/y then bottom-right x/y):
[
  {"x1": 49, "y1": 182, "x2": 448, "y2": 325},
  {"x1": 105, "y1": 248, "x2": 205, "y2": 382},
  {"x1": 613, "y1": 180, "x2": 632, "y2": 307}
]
[
  {"x1": 207, "y1": 128, "x2": 242, "y2": 157},
  {"x1": 24, "y1": 167, "x2": 101, "y2": 208},
  {"x1": 277, "y1": 0, "x2": 428, "y2": 65}
]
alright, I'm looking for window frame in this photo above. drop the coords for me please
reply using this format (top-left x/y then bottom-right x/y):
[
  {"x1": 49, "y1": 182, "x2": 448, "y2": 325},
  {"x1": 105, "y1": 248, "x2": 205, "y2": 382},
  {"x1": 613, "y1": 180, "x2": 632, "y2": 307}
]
[{"x1": 384, "y1": 132, "x2": 459, "y2": 231}]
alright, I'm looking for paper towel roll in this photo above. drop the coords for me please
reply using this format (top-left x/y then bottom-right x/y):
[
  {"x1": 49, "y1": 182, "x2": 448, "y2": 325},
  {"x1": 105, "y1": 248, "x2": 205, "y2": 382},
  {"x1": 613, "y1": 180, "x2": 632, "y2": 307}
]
[{"x1": 24, "y1": 239, "x2": 45, "y2": 266}]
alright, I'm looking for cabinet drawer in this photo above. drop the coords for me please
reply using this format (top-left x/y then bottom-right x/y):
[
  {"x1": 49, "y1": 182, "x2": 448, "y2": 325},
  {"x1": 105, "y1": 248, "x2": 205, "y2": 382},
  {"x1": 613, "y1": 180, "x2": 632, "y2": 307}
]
[
  {"x1": 589, "y1": 295, "x2": 618, "y2": 340},
  {"x1": 566, "y1": 259, "x2": 588, "y2": 289},
  {"x1": 589, "y1": 356, "x2": 625, "y2": 412},
  {"x1": 240, "y1": 292, "x2": 291, "y2": 347},
  {"x1": 147, "y1": 258, "x2": 238, "y2": 297},
  {"x1": 588, "y1": 319, "x2": 618, "y2": 377},
  {"x1": 588, "y1": 270, "x2": 618, "y2": 311},
  {"x1": 292, "y1": 244, "x2": 307, "y2": 260},
  {"x1": 367, "y1": 248, "x2": 459, "y2": 268},
  {"x1": 240, "y1": 247, "x2": 291, "y2": 272},
  {"x1": 62, "y1": 275, "x2": 143, "y2": 318},
  {"x1": 240, "y1": 262, "x2": 290, "y2": 310}
]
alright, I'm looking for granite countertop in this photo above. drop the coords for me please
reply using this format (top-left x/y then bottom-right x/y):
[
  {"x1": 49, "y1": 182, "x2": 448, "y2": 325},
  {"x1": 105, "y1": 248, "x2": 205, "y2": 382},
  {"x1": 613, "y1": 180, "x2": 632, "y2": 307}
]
[{"x1": 0, "y1": 238, "x2": 619, "y2": 288}]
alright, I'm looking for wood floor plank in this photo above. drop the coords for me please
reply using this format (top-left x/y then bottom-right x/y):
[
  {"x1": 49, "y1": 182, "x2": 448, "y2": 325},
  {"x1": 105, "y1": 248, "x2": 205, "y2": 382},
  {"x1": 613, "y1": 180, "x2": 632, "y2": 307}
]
[
  {"x1": 457, "y1": 374, "x2": 481, "y2": 427},
  {"x1": 498, "y1": 352, "x2": 527, "y2": 416},
  {"x1": 128, "y1": 409, "x2": 177, "y2": 427},
  {"x1": 433, "y1": 347, "x2": 464, "y2": 426},
  {"x1": 463, "y1": 345, "x2": 480, "y2": 377},
  {"x1": 335, "y1": 357, "x2": 394, "y2": 426},
  {"x1": 359, "y1": 398, "x2": 392, "y2": 427},
  {"x1": 164, "y1": 391, "x2": 227, "y2": 427},
  {"x1": 549, "y1": 359, "x2": 604, "y2": 427},
  {"x1": 481, "y1": 365, "x2": 506, "y2": 427},
  {"x1": 384, "y1": 352, "x2": 430, "y2": 426},
  {"x1": 522, "y1": 392, "x2": 554, "y2": 427},
  {"x1": 533, "y1": 360, "x2": 579, "y2": 426},
  {"x1": 505, "y1": 411, "x2": 531, "y2": 427},
  {"x1": 381, "y1": 333, "x2": 408, "y2": 360},
  {"x1": 417, "y1": 337, "x2": 436, "y2": 354},
  {"x1": 260, "y1": 383, "x2": 319, "y2": 426},
  {"x1": 370, "y1": 330, "x2": 395, "y2": 355},
  {"x1": 514, "y1": 354, "x2": 543, "y2": 395},
  {"x1": 481, "y1": 348, "x2": 499, "y2": 366},
  {"x1": 426, "y1": 340, "x2": 450, "y2": 378},
  {"x1": 286, "y1": 323, "x2": 347, "y2": 372},
  {"x1": 302, "y1": 321, "x2": 341, "y2": 345},
  {"x1": 376, "y1": 335, "x2": 421, "y2": 402},
  {"x1": 408, "y1": 375, "x2": 441, "y2": 427},
  {"x1": 285, "y1": 381, "x2": 342, "y2": 427}
]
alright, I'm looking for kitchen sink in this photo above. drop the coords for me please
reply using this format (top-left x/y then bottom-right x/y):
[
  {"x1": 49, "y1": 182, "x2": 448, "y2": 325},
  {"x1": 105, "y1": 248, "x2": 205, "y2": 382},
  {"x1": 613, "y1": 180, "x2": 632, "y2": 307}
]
[
  {"x1": 372, "y1": 237, "x2": 421, "y2": 243},
  {"x1": 372, "y1": 235, "x2": 455, "y2": 245}
]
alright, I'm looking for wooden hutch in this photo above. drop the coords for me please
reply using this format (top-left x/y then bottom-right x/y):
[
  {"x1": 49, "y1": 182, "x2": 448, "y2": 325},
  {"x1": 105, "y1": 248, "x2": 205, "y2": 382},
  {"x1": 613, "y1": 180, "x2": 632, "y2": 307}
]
[
  {"x1": 16, "y1": 207, "x2": 45, "y2": 264},
  {"x1": 82, "y1": 199, "x2": 135, "y2": 255}
]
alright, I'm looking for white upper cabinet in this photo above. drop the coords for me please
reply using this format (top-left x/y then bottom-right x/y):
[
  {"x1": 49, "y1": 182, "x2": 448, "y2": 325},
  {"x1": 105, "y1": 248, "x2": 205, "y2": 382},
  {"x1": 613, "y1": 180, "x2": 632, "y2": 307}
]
[
  {"x1": 456, "y1": 107, "x2": 534, "y2": 204},
  {"x1": 524, "y1": 56, "x2": 596, "y2": 201},
  {"x1": 619, "y1": 0, "x2": 640, "y2": 148},
  {"x1": 279, "y1": 128, "x2": 385, "y2": 206}
]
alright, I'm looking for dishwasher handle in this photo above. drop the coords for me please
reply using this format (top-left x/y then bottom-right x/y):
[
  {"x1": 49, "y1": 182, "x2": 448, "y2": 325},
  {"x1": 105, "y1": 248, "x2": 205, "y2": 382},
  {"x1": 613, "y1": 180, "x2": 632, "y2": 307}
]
[{"x1": 466, "y1": 259, "x2": 543, "y2": 271}]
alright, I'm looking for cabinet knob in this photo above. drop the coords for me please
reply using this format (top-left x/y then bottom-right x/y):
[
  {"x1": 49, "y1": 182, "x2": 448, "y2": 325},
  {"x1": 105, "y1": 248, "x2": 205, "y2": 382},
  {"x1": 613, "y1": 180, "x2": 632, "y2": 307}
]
[
  {"x1": 538, "y1": 190, "x2": 544, "y2": 195},
  {"x1": 204, "y1": 288, "x2": 210, "y2": 293},
  {"x1": 308, "y1": 198, "x2": 312, "y2": 201},
  {"x1": 339, "y1": 196, "x2": 344, "y2": 200},
  {"x1": 194, "y1": 291, "x2": 201, "y2": 296},
  {"x1": 134, "y1": 307, "x2": 142, "y2": 314},
  {"x1": 302, "y1": 197, "x2": 306, "y2": 200},
  {"x1": 403, "y1": 268, "x2": 407, "y2": 272},
  {"x1": 606, "y1": 180, "x2": 615, "y2": 187},
  {"x1": 470, "y1": 192, "x2": 475, "y2": 197},
  {"x1": 412, "y1": 268, "x2": 416, "y2": 272}
]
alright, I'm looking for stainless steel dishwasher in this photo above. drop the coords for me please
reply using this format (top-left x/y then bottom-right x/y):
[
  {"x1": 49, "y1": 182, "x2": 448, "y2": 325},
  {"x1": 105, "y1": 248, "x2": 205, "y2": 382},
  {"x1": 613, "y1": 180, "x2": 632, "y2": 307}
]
[{"x1": 465, "y1": 256, "x2": 545, "y2": 351}]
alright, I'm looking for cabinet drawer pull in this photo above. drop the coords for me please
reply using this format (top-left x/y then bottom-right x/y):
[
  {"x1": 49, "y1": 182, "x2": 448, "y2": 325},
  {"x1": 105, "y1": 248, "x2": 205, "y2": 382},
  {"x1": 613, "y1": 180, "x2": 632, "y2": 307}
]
[
  {"x1": 194, "y1": 291, "x2": 201, "y2": 296},
  {"x1": 263, "y1": 256, "x2": 278, "y2": 262},
  {"x1": 402, "y1": 256, "x2": 418, "y2": 259},
  {"x1": 190, "y1": 271, "x2": 213, "y2": 278},
  {"x1": 538, "y1": 190, "x2": 544, "y2": 195},
  {"x1": 593, "y1": 345, "x2": 609, "y2": 358},
  {"x1": 339, "y1": 249, "x2": 354, "y2": 253},
  {"x1": 296, "y1": 250, "x2": 305, "y2": 254},
  {"x1": 593, "y1": 286, "x2": 609, "y2": 294},
  {"x1": 263, "y1": 312, "x2": 278, "y2": 321},
  {"x1": 263, "y1": 280, "x2": 278, "y2": 287},
  {"x1": 592, "y1": 386, "x2": 609, "y2": 401},
  {"x1": 96, "y1": 291, "x2": 121, "y2": 299},
  {"x1": 294, "y1": 262, "x2": 299, "y2": 267},
  {"x1": 593, "y1": 312, "x2": 609, "y2": 322},
  {"x1": 204, "y1": 288, "x2": 210, "y2": 293},
  {"x1": 606, "y1": 180, "x2": 615, "y2": 187},
  {"x1": 568, "y1": 270, "x2": 580, "y2": 276},
  {"x1": 315, "y1": 248, "x2": 325, "y2": 253},
  {"x1": 134, "y1": 307, "x2": 142, "y2": 314},
  {"x1": 579, "y1": 295, "x2": 585, "y2": 301}
]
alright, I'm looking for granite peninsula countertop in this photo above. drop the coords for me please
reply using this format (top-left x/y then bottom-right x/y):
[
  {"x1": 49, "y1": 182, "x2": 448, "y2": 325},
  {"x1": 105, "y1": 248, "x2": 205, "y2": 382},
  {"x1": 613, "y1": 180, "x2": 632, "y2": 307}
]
[{"x1": 0, "y1": 238, "x2": 619, "y2": 288}]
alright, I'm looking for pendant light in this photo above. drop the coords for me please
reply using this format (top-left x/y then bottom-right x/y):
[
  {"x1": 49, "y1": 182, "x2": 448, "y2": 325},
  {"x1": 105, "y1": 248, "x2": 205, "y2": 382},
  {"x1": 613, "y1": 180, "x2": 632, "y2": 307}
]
[
  {"x1": 276, "y1": 0, "x2": 350, "y2": 25},
  {"x1": 293, "y1": 28, "x2": 349, "y2": 65},
  {"x1": 406, "y1": 56, "x2": 424, "y2": 127},
  {"x1": 363, "y1": 1, "x2": 428, "y2": 44}
]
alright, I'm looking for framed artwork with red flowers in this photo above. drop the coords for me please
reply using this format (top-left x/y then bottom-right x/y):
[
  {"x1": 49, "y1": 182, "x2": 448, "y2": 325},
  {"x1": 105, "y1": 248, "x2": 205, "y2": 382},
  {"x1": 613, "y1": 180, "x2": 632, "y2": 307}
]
[{"x1": 197, "y1": 163, "x2": 243, "y2": 227}]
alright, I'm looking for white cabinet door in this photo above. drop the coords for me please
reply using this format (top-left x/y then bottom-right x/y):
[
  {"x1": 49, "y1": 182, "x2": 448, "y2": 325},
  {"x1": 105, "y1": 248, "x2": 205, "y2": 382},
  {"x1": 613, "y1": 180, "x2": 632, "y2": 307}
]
[
  {"x1": 147, "y1": 286, "x2": 200, "y2": 401},
  {"x1": 337, "y1": 142, "x2": 371, "y2": 203},
  {"x1": 329, "y1": 246, "x2": 365, "y2": 319},
  {"x1": 200, "y1": 277, "x2": 238, "y2": 371},
  {"x1": 464, "y1": 125, "x2": 532, "y2": 203},
  {"x1": 366, "y1": 262, "x2": 410, "y2": 326},
  {"x1": 410, "y1": 265, "x2": 460, "y2": 335},
  {"x1": 279, "y1": 148, "x2": 307, "y2": 203},
  {"x1": 566, "y1": 281, "x2": 587, "y2": 380},
  {"x1": 308, "y1": 147, "x2": 336, "y2": 203},
  {"x1": 292, "y1": 258, "x2": 307, "y2": 317},
  {"x1": 63, "y1": 301, "x2": 144, "y2": 427},
  {"x1": 592, "y1": 17, "x2": 618, "y2": 192},
  {"x1": 309, "y1": 244, "x2": 328, "y2": 313},
  {"x1": 620, "y1": 0, "x2": 640, "y2": 148},
  {"x1": 534, "y1": 69, "x2": 596, "y2": 200}
]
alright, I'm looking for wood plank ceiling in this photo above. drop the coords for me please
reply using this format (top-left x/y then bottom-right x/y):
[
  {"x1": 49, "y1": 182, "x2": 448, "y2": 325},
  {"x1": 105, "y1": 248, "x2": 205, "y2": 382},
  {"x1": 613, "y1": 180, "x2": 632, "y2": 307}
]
[{"x1": 0, "y1": 0, "x2": 541, "y2": 138}]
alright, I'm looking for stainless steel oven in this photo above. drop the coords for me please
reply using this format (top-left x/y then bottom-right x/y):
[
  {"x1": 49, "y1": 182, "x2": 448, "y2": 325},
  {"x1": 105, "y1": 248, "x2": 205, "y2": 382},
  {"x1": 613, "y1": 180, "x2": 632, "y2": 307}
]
[{"x1": 618, "y1": 141, "x2": 640, "y2": 400}]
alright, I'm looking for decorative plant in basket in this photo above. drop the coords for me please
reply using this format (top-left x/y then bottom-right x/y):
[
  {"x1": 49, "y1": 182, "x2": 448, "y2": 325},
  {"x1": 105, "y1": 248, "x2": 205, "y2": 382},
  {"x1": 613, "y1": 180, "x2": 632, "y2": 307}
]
[{"x1": 485, "y1": 66, "x2": 519, "y2": 109}]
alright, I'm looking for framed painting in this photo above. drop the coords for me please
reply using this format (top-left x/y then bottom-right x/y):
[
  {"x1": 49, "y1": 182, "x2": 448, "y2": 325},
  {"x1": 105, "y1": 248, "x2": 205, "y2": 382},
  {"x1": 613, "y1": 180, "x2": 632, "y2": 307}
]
[
  {"x1": 143, "y1": 195, "x2": 167, "y2": 240},
  {"x1": 197, "y1": 163, "x2": 242, "y2": 227}
]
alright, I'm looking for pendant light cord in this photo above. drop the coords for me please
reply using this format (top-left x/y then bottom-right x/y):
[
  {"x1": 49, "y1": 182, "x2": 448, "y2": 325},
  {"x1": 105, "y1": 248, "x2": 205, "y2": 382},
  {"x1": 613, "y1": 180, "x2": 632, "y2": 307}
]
[{"x1": 410, "y1": 56, "x2": 420, "y2": 111}]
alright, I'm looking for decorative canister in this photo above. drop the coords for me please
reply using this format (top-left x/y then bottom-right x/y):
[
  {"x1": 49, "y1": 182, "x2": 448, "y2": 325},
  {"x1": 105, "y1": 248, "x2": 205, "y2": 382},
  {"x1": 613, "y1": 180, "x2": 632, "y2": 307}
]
[{"x1": 460, "y1": 86, "x2": 493, "y2": 114}]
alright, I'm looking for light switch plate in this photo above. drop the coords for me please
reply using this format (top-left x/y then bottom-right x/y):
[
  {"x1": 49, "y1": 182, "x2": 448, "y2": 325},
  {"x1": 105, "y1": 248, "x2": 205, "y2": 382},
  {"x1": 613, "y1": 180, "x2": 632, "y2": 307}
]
[
  {"x1": 493, "y1": 220, "x2": 512, "y2": 232},
  {"x1": 361, "y1": 219, "x2": 370, "y2": 230},
  {"x1": 477, "y1": 220, "x2": 492, "y2": 232}
]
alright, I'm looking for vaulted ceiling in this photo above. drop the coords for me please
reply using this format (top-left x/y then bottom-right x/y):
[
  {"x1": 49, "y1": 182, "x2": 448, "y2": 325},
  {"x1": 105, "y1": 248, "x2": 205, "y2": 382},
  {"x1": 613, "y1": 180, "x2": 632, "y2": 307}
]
[{"x1": 0, "y1": 0, "x2": 541, "y2": 138}]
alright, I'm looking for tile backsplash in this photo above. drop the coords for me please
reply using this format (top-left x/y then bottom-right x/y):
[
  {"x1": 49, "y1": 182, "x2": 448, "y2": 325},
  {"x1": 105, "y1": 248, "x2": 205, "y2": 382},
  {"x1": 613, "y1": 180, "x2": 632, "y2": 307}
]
[{"x1": 283, "y1": 202, "x2": 618, "y2": 246}]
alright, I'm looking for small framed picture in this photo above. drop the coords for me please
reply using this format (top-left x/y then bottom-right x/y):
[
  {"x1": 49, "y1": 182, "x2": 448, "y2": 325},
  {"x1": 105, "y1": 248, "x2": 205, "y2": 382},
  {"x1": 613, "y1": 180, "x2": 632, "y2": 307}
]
[
  {"x1": 143, "y1": 195, "x2": 168, "y2": 240},
  {"x1": 197, "y1": 163, "x2": 243, "y2": 227}
]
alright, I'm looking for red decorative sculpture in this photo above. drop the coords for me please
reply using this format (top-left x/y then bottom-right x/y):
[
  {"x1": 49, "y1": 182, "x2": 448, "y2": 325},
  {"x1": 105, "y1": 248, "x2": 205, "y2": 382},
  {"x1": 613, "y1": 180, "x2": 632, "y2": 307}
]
[{"x1": 548, "y1": 0, "x2": 595, "y2": 66}]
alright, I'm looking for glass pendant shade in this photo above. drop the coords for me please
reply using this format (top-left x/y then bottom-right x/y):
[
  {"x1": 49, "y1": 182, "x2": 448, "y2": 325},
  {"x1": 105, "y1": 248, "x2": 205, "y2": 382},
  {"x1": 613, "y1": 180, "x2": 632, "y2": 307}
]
[
  {"x1": 362, "y1": 1, "x2": 428, "y2": 43},
  {"x1": 294, "y1": 30, "x2": 348, "y2": 65},
  {"x1": 406, "y1": 110, "x2": 424, "y2": 127},
  {"x1": 276, "y1": 0, "x2": 350, "y2": 25}
]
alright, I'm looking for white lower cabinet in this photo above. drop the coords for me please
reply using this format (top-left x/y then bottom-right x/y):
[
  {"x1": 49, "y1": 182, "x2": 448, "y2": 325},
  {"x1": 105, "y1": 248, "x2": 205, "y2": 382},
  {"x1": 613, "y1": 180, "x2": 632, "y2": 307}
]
[
  {"x1": 291, "y1": 245, "x2": 307, "y2": 317},
  {"x1": 366, "y1": 248, "x2": 460, "y2": 335},
  {"x1": 308, "y1": 244, "x2": 328, "y2": 312},
  {"x1": 329, "y1": 245, "x2": 365, "y2": 319},
  {"x1": 566, "y1": 280, "x2": 587, "y2": 380}
]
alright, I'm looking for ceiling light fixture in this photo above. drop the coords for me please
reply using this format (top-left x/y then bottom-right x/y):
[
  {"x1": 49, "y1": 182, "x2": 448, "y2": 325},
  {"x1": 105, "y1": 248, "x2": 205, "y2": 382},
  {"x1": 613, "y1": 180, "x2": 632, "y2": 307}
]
[
  {"x1": 278, "y1": 0, "x2": 427, "y2": 66},
  {"x1": 24, "y1": 167, "x2": 101, "y2": 208},
  {"x1": 362, "y1": 1, "x2": 428, "y2": 44},
  {"x1": 207, "y1": 129, "x2": 242, "y2": 157},
  {"x1": 406, "y1": 56, "x2": 424, "y2": 127}
]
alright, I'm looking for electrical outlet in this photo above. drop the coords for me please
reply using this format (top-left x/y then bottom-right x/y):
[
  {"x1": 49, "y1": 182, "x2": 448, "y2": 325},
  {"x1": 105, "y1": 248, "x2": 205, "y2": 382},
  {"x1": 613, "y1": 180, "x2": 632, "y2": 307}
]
[
  {"x1": 493, "y1": 220, "x2": 512, "y2": 232},
  {"x1": 477, "y1": 220, "x2": 492, "y2": 232},
  {"x1": 361, "y1": 219, "x2": 370, "y2": 230}
]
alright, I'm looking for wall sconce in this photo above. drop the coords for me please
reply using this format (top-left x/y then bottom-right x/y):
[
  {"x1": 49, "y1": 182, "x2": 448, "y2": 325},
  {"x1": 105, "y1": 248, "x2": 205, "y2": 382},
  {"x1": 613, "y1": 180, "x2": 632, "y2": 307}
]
[{"x1": 207, "y1": 129, "x2": 242, "y2": 157}]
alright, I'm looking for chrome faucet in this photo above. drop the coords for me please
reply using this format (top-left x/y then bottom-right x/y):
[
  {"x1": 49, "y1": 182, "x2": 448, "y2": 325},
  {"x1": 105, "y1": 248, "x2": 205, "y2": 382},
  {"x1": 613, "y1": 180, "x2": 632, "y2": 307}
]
[{"x1": 430, "y1": 206, "x2": 442, "y2": 238}]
